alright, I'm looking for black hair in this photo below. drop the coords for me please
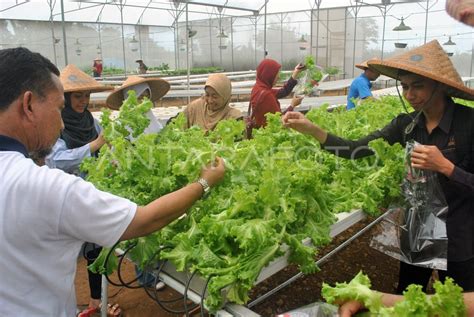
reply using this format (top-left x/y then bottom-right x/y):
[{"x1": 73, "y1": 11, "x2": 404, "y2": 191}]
[{"x1": 0, "y1": 47, "x2": 60, "y2": 111}]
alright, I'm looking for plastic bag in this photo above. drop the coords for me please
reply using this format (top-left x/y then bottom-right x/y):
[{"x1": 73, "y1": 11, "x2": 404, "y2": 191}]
[
  {"x1": 293, "y1": 56, "x2": 327, "y2": 96},
  {"x1": 276, "y1": 302, "x2": 338, "y2": 317},
  {"x1": 370, "y1": 140, "x2": 448, "y2": 270}
]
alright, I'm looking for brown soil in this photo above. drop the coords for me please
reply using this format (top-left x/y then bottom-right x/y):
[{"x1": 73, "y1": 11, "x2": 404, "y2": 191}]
[{"x1": 75, "y1": 216, "x2": 399, "y2": 316}]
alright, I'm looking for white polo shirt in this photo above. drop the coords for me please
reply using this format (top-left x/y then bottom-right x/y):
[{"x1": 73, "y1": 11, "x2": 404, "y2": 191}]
[{"x1": 0, "y1": 150, "x2": 137, "y2": 317}]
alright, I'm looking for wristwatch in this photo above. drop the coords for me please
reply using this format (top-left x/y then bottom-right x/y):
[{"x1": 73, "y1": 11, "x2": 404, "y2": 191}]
[{"x1": 197, "y1": 178, "x2": 211, "y2": 198}]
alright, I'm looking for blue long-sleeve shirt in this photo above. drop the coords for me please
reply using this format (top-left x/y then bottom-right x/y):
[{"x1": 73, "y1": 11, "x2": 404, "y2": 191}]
[{"x1": 45, "y1": 120, "x2": 101, "y2": 175}]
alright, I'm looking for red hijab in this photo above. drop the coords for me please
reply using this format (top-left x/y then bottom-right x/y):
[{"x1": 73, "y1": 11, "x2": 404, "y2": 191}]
[{"x1": 250, "y1": 59, "x2": 282, "y2": 128}]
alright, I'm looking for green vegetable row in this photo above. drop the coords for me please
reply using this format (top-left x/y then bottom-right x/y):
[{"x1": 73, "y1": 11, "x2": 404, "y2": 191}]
[{"x1": 85, "y1": 94, "x2": 408, "y2": 311}]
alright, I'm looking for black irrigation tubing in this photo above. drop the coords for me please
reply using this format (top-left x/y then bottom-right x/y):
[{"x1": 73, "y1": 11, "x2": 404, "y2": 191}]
[
  {"x1": 200, "y1": 276, "x2": 212, "y2": 317},
  {"x1": 183, "y1": 270, "x2": 200, "y2": 317},
  {"x1": 116, "y1": 242, "x2": 142, "y2": 289},
  {"x1": 142, "y1": 257, "x2": 198, "y2": 315},
  {"x1": 104, "y1": 242, "x2": 124, "y2": 287},
  {"x1": 146, "y1": 260, "x2": 184, "y2": 304}
]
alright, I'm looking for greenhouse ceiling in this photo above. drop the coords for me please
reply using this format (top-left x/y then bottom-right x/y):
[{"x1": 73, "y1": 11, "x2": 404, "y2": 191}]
[{"x1": 1, "y1": 0, "x2": 427, "y2": 27}]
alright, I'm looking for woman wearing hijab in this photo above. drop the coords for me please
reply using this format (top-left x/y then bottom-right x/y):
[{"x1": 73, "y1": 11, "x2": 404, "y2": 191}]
[
  {"x1": 283, "y1": 40, "x2": 474, "y2": 294},
  {"x1": 249, "y1": 59, "x2": 305, "y2": 129},
  {"x1": 184, "y1": 73, "x2": 242, "y2": 132},
  {"x1": 106, "y1": 75, "x2": 170, "y2": 292},
  {"x1": 46, "y1": 64, "x2": 110, "y2": 174},
  {"x1": 44, "y1": 65, "x2": 122, "y2": 316}
]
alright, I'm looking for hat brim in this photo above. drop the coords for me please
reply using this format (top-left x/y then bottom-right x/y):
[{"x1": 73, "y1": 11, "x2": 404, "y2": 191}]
[
  {"x1": 64, "y1": 85, "x2": 113, "y2": 93},
  {"x1": 368, "y1": 60, "x2": 474, "y2": 101},
  {"x1": 355, "y1": 64, "x2": 368, "y2": 71},
  {"x1": 106, "y1": 78, "x2": 170, "y2": 110}
]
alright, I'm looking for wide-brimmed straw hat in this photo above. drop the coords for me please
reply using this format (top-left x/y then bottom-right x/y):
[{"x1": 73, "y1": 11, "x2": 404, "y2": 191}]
[
  {"x1": 94, "y1": 57, "x2": 102, "y2": 61},
  {"x1": 60, "y1": 64, "x2": 112, "y2": 93},
  {"x1": 106, "y1": 75, "x2": 170, "y2": 110},
  {"x1": 368, "y1": 40, "x2": 474, "y2": 101}
]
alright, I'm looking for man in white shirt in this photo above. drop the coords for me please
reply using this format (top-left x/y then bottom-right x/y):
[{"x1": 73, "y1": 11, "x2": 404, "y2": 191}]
[{"x1": 0, "y1": 47, "x2": 225, "y2": 317}]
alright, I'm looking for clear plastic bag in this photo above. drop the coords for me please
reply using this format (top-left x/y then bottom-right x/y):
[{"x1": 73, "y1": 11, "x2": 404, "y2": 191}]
[
  {"x1": 276, "y1": 302, "x2": 338, "y2": 317},
  {"x1": 293, "y1": 62, "x2": 327, "y2": 97},
  {"x1": 370, "y1": 140, "x2": 448, "y2": 270}
]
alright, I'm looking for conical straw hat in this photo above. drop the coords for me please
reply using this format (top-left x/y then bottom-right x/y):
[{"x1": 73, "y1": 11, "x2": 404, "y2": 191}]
[
  {"x1": 106, "y1": 76, "x2": 170, "y2": 110},
  {"x1": 355, "y1": 58, "x2": 381, "y2": 71},
  {"x1": 368, "y1": 40, "x2": 474, "y2": 101},
  {"x1": 355, "y1": 61, "x2": 369, "y2": 70},
  {"x1": 60, "y1": 64, "x2": 112, "y2": 93}
]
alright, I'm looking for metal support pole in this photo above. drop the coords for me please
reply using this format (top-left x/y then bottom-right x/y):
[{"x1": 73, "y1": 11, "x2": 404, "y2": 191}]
[
  {"x1": 138, "y1": 25, "x2": 143, "y2": 60},
  {"x1": 98, "y1": 22, "x2": 103, "y2": 59},
  {"x1": 174, "y1": 6, "x2": 178, "y2": 70},
  {"x1": 352, "y1": 6, "x2": 359, "y2": 77},
  {"x1": 219, "y1": 12, "x2": 223, "y2": 67},
  {"x1": 381, "y1": 7, "x2": 386, "y2": 60},
  {"x1": 343, "y1": 8, "x2": 347, "y2": 79},
  {"x1": 263, "y1": 0, "x2": 267, "y2": 59},
  {"x1": 280, "y1": 13, "x2": 284, "y2": 62},
  {"x1": 100, "y1": 275, "x2": 108, "y2": 317},
  {"x1": 424, "y1": 0, "x2": 429, "y2": 44},
  {"x1": 254, "y1": 18, "x2": 258, "y2": 68},
  {"x1": 60, "y1": 0, "x2": 68, "y2": 66},
  {"x1": 310, "y1": 9, "x2": 313, "y2": 57},
  {"x1": 247, "y1": 211, "x2": 391, "y2": 308},
  {"x1": 186, "y1": 3, "x2": 190, "y2": 104},
  {"x1": 209, "y1": 18, "x2": 213, "y2": 66},
  {"x1": 48, "y1": 1, "x2": 57, "y2": 65},
  {"x1": 315, "y1": 5, "x2": 320, "y2": 62},
  {"x1": 326, "y1": 10, "x2": 329, "y2": 67},
  {"x1": 231, "y1": 17, "x2": 235, "y2": 71},
  {"x1": 119, "y1": 1, "x2": 126, "y2": 76}
]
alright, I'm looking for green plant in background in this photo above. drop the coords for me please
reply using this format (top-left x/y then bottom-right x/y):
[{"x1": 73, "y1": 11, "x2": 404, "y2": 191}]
[{"x1": 324, "y1": 66, "x2": 340, "y2": 76}]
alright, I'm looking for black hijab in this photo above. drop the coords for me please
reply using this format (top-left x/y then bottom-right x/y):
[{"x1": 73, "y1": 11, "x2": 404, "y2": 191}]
[{"x1": 61, "y1": 92, "x2": 98, "y2": 149}]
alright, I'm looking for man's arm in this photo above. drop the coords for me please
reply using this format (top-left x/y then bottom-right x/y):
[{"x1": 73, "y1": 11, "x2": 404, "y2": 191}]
[{"x1": 120, "y1": 157, "x2": 225, "y2": 240}]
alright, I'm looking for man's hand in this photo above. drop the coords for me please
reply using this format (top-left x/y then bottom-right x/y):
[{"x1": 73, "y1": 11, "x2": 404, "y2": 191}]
[
  {"x1": 200, "y1": 156, "x2": 226, "y2": 187},
  {"x1": 411, "y1": 145, "x2": 455, "y2": 177}
]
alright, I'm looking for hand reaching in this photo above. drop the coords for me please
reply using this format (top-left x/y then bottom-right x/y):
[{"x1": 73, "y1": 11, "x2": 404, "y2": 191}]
[{"x1": 200, "y1": 156, "x2": 226, "y2": 188}]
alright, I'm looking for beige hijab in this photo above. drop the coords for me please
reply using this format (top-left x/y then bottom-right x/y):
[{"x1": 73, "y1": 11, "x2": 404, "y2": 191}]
[{"x1": 185, "y1": 73, "x2": 242, "y2": 131}]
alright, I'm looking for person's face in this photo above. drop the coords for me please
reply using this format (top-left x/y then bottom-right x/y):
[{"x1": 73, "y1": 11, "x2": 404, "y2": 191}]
[
  {"x1": 138, "y1": 88, "x2": 151, "y2": 101},
  {"x1": 70, "y1": 91, "x2": 91, "y2": 113},
  {"x1": 272, "y1": 72, "x2": 280, "y2": 86},
  {"x1": 32, "y1": 75, "x2": 65, "y2": 154},
  {"x1": 399, "y1": 74, "x2": 443, "y2": 111},
  {"x1": 204, "y1": 86, "x2": 225, "y2": 111},
  {"x1": 365, "y1": 68, "x2": 380, "y2": 81}
]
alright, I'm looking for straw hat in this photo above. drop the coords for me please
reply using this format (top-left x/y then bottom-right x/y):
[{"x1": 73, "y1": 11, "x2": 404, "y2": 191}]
[
  {"x1": 94, "y1": 57, "x2": 102, "y2": 61},
  {"x1": 368, "y1": 40, "x2": 474, "y2": 101},
  {"x1": 446, "y1": 0, "x2": 474, "y2": 26},
  {"x1": 60, "y1": 64, "x2": 112, "y2": 93},
  {"x1": 106, "y1": 76, "x2": 170, "y2": 110},
  {"x1": 355, "y1": 58, "x2": 380, "y2": 71}
]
